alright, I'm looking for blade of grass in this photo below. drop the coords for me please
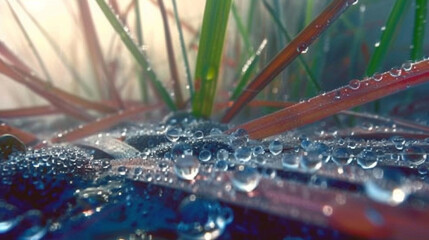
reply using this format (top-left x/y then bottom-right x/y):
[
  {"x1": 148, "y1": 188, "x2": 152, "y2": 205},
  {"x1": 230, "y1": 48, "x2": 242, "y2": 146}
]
[
  {"x1": 5, "y1": 0, "x2": 53, "y2": 83},
  {"x1": 262, "y1": 0, "x2": 321, "y2": 92},
  {"x1": 0, "y1": 123, "x2": 39, "y2": 146},
  {"x1": 158, "y1": 0, "x2": 184, "y2": 109},
  {"x1": 172, "y1": 0, "x2": 194, "y2": 101},
  {"x1": 231, "y1": 2, "x2": 253, "y2": 56},
  {"x1": 305, "y1": 0, "x2": 315, "y2": 26},
  {"x1": 134, "y1": 0, "x2": 148, "y2": 102},
  {"x1": 192, "y1": 0, "x2": 232, "y2": 118},
  {"x1": 51, "y1": 103, "x2": 162, "y2": 143},
  {"x1": 96, "y1": 0, "x2": 177, "y2": 111},
  {"x1": 230, "y1": 39, "x2": 267, "y2": 100},
  {"x1": 366, "y1": 0, "x2": 410, "y2": 76},
  {"x1": 16, "y1": 0, "x2": 93, "y2": 96},
  {"x1": 411, "y1": 0, "x2": 428, "y2": 60},
  {"x1": 231, "y1": 59, "x2": 429, "y2": 139},
  {"x1": 0, "y1": 106, "x2": 58, "y2": 118},
  {"x1": 77, "y1": 0, "x2": 124, "y2": 108},
  {"x1": 222, "y1": 0, "x2": 352, "y2": 123},
  {"x1": 0, "y1": 59, "x2": 93, "y2": 121}
]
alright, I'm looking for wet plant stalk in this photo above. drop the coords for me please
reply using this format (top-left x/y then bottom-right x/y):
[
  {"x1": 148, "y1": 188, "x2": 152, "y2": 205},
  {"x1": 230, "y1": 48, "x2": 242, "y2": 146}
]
[
  {"x1": 192, "y1": 0, "x2": 232, "y2": 118},
  {"x1": 411, "y1": 0, "x2": 428, "y2": 60}
]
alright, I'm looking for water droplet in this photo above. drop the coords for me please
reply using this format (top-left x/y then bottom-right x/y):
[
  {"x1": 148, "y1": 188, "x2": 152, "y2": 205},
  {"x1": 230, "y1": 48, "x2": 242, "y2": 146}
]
[
  {"x1": 216, "y1": 149, "x2": 229, "y2": 161},
  {"x1": 297, "y1": 44, "x2": 308, "y2": 54},
  {"x1": 210, "y1": 128, "x2": 223, "y2": 136},
  {"x1": 18, "y1": 210, "x2": 46, "y2": 240},
  {"x1": 231, "y1": 165, "x2": 261, "y2": 192},
  {"x1": 348, "y1": 79, "x2": 361, "y2": 90},
  {"x1": 215, "y1": 160, "x2": 228, "y2": 171},
  {"x1": 401, "y1": 61, "x2": 413, "y2": 71},
  {"x1": 282, "y1": 153, "x2": 300, "y2": 169},
  {"x1": 199, "y1": 150, "x2": 212, "y2": 162},
  {"x1": 177, "y1": 196, "x2": 232, "y2": 240},
  {"x1": 357, "y1": 150, "x2": 378, "y2": 169},
  {"x1": 364, "y1": 169, "x2": 409, "y2": 206},
  {"x1": 0, "y1": 201, "x2": 19, "y2": 233},
  {"x1": 372, "y1": 72, "x2": 383, "y2": 81},
  {"x1": 300, "y1": 151, "x2": 323, "y2": 172},
  {"x1": 390, "y1": 136, "x2": 405, "y2": 150},
  {"x1": 234, "y1": 146, "x2": 252, "y2": 162},
  {"x1": 268, "y1": 140, "x2": 283, "y2": 155},
  {"x1": 0, "y1": 134, "x2": 26, "y2": 160},
  {"x1": 334, "y1": 90, "x2": 341, "y2": 100},
  {"x1": 401, "y1": 146, "x2": 427, "y2": 166},
  {"x1": 174, "y1": 155, "x2": 200, "y2": 180},
  {"x1": 117, "y1": 166, "x2": 128, "y2": 176},
  {"x1": 389, "y1": 67, "x2": 401, "y2": 77},
  {"x1": 166, "y1": 127, "x2": 182, "y2": 142},
  {"x1": 347, "y1": 0, "x2": 358, "y2": 6},
  {"x1": 331, "y1": 147, "x2": 353, "y2": 166},
  {"x1": 252, "y1": 145, "x2": 265, "y2": 156},
  {"x1": 194, "y1": 130, "x2": 204, "y2": 139}
]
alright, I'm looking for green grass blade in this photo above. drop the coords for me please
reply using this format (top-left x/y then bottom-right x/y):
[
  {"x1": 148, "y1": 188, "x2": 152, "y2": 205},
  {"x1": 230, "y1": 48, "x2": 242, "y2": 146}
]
[
  {"x1": 17, "y1": 0, "x2": 92, "y2": 95},
  {"x1": 172, "y1": 0, "x2": 194, "y2": 101},
  {"x1": 411, "y1": 0, "x2": 428, "y2": 60},
  {"x1": 305, "y1": 0, "x2": 315, "y2": 26},
  {"x1": 134, "y1": 0, "x2": 148, "y2": 103},
  {"x1": 365, "y1": 0, "x2": 410, "y2": 76},
  {"x1": 192, "y1": 0, "x2": 232, "y2": 118},
  {"x1": 96, "y1": 0, "x2": 176, "y2": 111},
  {"x1": 6, "y1": 0, "x2": 53, "y2": 84},
  {"x1": 230, "y1": 39, "x2": 267, "y2": 100},
  {"x1": 231, "y1": 2, "x2": 253, "y2": 56},
  {"x1": 262, "y1": 0, "x2": 321, "y2": 92}
]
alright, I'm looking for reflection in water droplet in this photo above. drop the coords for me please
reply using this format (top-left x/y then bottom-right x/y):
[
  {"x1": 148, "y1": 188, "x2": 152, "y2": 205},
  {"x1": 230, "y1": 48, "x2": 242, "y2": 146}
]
[
  {"x1": 281, "y1": 153, "x2": 300, "y2": 169},
  {"x1": 357, "y1": 150, "x2": 378, "y2": 169},
  {"x1": 348, "y1": 79, "x2": 360, "y2": 90},
  {"x1": 364, "y1": 169, "x2": 409, "y2": 206},
  {"x1": 331, "y1": 147, "x2": 353, "y2": 166},
  {"x1": 268, "y1": 140, "x2": 283, "y2": 155},
  {"x1": 234, "y1": 146, "x2": 252, "y2": 162},
  {"x1": 199, "y1": 150, "x2": 212, "y2": 162},
  {"x1": 174, "y1": 155, "x2": 200, "y2": 180},
  {"x1": 166, "y1": 127, "x2": 182, "y2": 142},
  {"x1": 300, "y1": 151, "x2": 323, "y2": 172},
  {"x1": 401, "y1": 146, "x2": 427, "y2": 166},
  {"x1": 231, "y1": 166, "x2": 261, "y2": 192}
]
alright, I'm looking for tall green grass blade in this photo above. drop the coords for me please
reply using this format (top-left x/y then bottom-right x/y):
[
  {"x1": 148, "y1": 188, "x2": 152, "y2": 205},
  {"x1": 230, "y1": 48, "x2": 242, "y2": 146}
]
[
  {"x1": 231, "y1": 2, "x2": 253, "y2": 56},
  {"x1": 231, "y1": 39, "x2": 267, "y2": 100},
  {"x1": 96, "y1": 0, "x2": 176, "y2": 111},
  {"x1": 134, "y1": 0, "x2": 148, "y2": 102},
  {"x1": 365, "y1": 0, "x2": 410, "y2": 76},
  {"x1": 172, "y1": 0, "x2": 194, "y2": 101},
  {"x1": 17, "y1": 0, "x2": 93, "y2": 95},
  {"x1": 6, "y1": 0, "x2": 53, "y2": 84},
  {"x1": 411, "y1": 0, "x2": 428, "y2": 60},
  {"x1": 305, "y1": 0, "x2": 315, "y2": 26},
  {"x1": 262, "y1": 0, "x2": 321, "y2": 92},
  {"x1": 246, "y1": 0, "x2": 257, "y2": 35},
  {"x1": 192, "y1": 0, "x2": 232, "y2": 118}
]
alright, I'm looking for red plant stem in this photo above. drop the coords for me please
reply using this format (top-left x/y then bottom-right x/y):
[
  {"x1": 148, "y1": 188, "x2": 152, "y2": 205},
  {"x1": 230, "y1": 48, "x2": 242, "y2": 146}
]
[
  {"x1": 78, "y1": 0, "x2": 124, "y2": 109},
  {"x1": 11, "y1": 65, "x2": 116, "y2": 114},
  {"x1": 51, "y1": 103, "x2": 162, "y2": 143},
  {"x1": 0, "y1": 59, "x2": 93, "y2": 121},
  {"x1": 0, "y1": 123, "x2": 38, "y2": 146},
  {"x1": 0, "y1": 40, "x2": 32, "y2": 72},
  {"x1": 232, "y1": 59, "x2": 429, "y2": 139},
  {"x1": 158, "y1": 0, "x2": 184, "y2": 109},
  {"x1": 221, "y1": 0, "x2": 353, "y2": 123},
  {"x1": 0, "y1": 106, "x2": 58, "y2": 118}
]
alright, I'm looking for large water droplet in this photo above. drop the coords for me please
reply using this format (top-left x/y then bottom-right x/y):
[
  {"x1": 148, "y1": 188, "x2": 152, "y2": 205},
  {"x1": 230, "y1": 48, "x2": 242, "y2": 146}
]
[
  {"x1": 216, "y1": 149, "x2": 229, "y2": 161},
  {"x1": 234, "y1": 146, "x2": 252, "y2": 162},
  {"x1": 17, "y1": 210, "x2": 47, "y2": 240},
  {"x1": 348, "y1": 79, "x2": 361, "y2": 90},
  {"x1": 357, "y1": 150, "x2": 378, "y2": 169},
  {"x1": 166, "y1": 127, "x2": 182, "y2": 142},
  {"x1": 268, "y1": 139, "x2": 283, "y2": 155},
  {"x1": 174, "y1": 155, "x2": 200, "y2": 180},
  {"x1": 390, "y1": 136, "x2": 406, "y2": 150},
  {"x1": 331, "y1": 147, "x2": 353, "y2": 166},
  {"x1": 401, "y1": 146, "x2": 427, "y2": 166},
  {"x1": 231, "y1": 165, "x2": 261, "y2": 192},
  {"x1": 0, "y1": 201, "x2": 20, "y2": 233},
  {"x1": 281, "y1": 153, "x2": 300, "y2": 169},
  {"x1": 364, "y1": 169, "x2": 409, "y2": 206},
  {"x1": 389, "y1": 67, "x2": 401, "y2": 77},
  {"x1": 199, "y1": 150, "x2": 212, "y2": 162},
  {"x1": 297, "y1": 44, "x2": 309, "y2": 54},
  {"x1": 300, "y1": 151, "x2": 323, "y2": 172}
]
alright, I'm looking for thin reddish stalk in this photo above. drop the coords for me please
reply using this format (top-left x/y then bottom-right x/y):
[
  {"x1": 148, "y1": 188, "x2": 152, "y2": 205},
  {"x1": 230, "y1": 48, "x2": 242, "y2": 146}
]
[
  {"x1": 0, "y1": 106, "x2": 58, "y2": 118},
  {"x1": 232, "y1": 59, "x2": 429, "y2": 139},
  {"x1": 0, "y1": 123, "x2": 38, "y2": 146},
  {"x1": 158, "y1": 0, "x2": 184, "y2": 109},
  {"x1": 77, "y1": 0, "x2": 124, "y2": 109},
  {"x1": 0, "y1": 59, "x2": 93, "y2": 121},
  {"x1": 222, "y1": 0, "x2": 353, "y2": 123},
  {"x1": 12, "y1": 66, "x2": 116, "y2": 114},
  {"x1": 148, "y1": 0, "x2": 198, "y2": 35},
  {"x1": 51, "y1": 103, "x2": 162, "y2": 143},
  {"x1": 0, "y1": 40, "x2": 32, "y2": 72}
]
